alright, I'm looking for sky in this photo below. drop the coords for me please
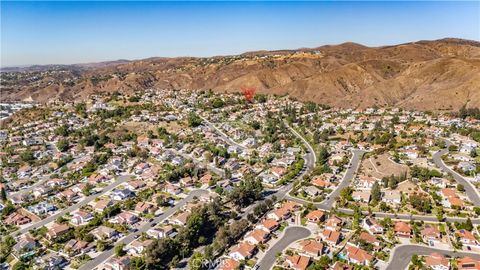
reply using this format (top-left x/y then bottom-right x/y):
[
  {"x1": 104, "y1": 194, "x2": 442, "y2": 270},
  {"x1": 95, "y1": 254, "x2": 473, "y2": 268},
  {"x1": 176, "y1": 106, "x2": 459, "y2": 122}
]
[{"x1": 1, "y1": 1, "x2": 479, "y2": 67}]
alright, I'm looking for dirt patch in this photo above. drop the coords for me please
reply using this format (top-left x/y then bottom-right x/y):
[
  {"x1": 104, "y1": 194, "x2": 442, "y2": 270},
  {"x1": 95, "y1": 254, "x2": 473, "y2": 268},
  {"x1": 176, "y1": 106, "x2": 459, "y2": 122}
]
[
  {"x1": 118, "y1": 120, "x2": 183, "y2": 136},
  {"x1": 361, "y1": 153, "x2": 409, "y2": 179},
  {"x1": 396, "y1": 180, "x2": 426, "y2": 196}
]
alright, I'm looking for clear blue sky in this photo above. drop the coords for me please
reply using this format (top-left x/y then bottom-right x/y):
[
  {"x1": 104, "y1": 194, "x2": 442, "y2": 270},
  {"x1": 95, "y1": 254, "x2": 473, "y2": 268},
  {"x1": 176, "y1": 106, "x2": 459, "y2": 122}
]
[{"x1": 1, "y1": 1, "x2": 479, "y2": 66}]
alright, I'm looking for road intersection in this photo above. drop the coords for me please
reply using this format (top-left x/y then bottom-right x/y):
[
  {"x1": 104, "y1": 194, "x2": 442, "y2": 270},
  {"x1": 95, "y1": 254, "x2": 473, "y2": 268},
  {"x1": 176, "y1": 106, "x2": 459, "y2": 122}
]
[{"x1": 12, "y1": 126, "x2": 480, "y2": 270}]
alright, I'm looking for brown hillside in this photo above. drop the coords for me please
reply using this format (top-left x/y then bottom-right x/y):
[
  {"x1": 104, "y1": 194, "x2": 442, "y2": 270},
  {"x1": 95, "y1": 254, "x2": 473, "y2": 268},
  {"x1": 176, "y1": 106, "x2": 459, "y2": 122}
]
[{"x1": 1, "y1": 38, "x2": 479, "y2": 111}]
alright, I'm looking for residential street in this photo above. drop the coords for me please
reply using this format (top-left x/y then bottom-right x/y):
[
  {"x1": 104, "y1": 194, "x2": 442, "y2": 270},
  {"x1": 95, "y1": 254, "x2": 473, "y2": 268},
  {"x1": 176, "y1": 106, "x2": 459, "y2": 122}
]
[
  {"x1": 257, "y1": 226, "x2": 311, "y2": 270},
  {"x1": 432, "y1": 141, "x2": 480, "y2": 206},
  {"x1": 386, "y1": 244, "x2": 480, "y2": 270},
  {"x1": 9, "y1": 154, "x2": 84, "y2": 197},
  {"x1": 172, "y1": 148, "x2": 225, "y2": 177},
  {"x1": 11, "y1": 175, "x2": 133, "y2": 236},
  {"x1": 199, "y1": 115, "x2": 247, "y2": 151},
  {"x1": 285, "y1": 123, "x2": 317, "y2": 167},
  {"x1": 78, "y1": 189, "x2": 209, "y2": 270},
  {"x1": 240, "y1": 123, "x2": 317, "y2": 219},
  {"x1": 285, "y1": 149, "x2": 365, "y2": 210}
]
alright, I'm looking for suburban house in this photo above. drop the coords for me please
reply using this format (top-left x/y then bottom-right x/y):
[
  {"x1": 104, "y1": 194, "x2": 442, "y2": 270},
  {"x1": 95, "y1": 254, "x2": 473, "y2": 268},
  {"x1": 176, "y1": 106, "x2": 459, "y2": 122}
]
[
  {"x1": 362, "y1": 217, "x2": 384, "y2": 234},
  {"x1": 456, "y1": 229, "x2": 480, "y2": 250},
  {"x1": 425, "y1": 252, "x2": 450, "y2": 270},
  {"x1": 146, "y1": 226, "x2": 176, "y2": 239},
  {"x1": 325, "y1": 216, "x2": 343, "y2": 231},
  {"x1": 283, "y1": 254, "x2": 311, "y2": 270},
  {"x1": 229, "y1": 242, "x2": 256, "y2": 261},
  {"x1": 71, "y1": 210, "x2": 94, "y2": 225},
  {"x1": 244, "y1": 229, "x2": 270, "y2": 245},
  {"x1": 92, "y1": 226, "x2": 118, "y2": 240},
  {"x1": 257, "y1": 219, "x2": 279, "y2": 233},
  {"x1": 126, "y1": 239, "x2": 154, "y2": 256},
  {"x1": 341, "y1": 243, "x2": 374, "y2": 266},
  {"x1": 305, "y1": 210, "x2": 325, "y2": 224},
  {"x1": 110, "y1": 211, "x2": 139, "y2": 225},
  {"x1": 457, "y1": 257, "x2": 480, "y2": 270},
  {"x1": 421, "y1": 225, "x2": 442, "y2": 246},
  {"x1": 46, "y1": 223, "x2": 71, "y2": 240},
  {"x1": 298, "y1": 239, "x2": 324, "y2": 257},
  {"x1": 394, "y1": 221, "x2": 412, "y2": 238},
  {"x1": 319, "y1": 229, "x2": 341, "y2": 246},
  {"x1": 104, "y1": 256, "x2": 131, "y2": 270},
  {"x1": 382, "y1": 190, "x2": 401, "y2": 205},
  {"x1": 359, "y1": 232, "x2": 381, "y2": 250}
]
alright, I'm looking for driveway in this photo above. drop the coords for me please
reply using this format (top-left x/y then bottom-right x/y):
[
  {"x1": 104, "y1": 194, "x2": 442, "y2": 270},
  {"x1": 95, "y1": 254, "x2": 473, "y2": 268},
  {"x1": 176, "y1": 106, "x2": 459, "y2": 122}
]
[{"x1": 257, "y1": 226, "x2": 311, "y2": 270}]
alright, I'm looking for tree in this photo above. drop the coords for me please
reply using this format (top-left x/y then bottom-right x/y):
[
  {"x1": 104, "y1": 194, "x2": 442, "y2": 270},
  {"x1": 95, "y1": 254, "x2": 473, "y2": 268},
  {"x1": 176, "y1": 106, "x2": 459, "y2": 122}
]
[
  {"x1": 309, "y1": 256, "x2": 331, "y2": 269},
  {"x1": 54, "y1": 124, "x2": 70, "y2": 137},
  {"x1": 370, "y1": 182, "x2": 381, "y2": 206},
  {"x1": 188, "y1": 252, "x2": 207, "y2": 270},
  {"x1": 211, "y1": 98, "x2": 225, "y2": 109},
  {"x1": 0, "y1": 187, "x2": 6, "y2": 202},
  {"x1": 82, "y1": 183, "x2": 94, "y2": 196},
  {"x1": 435, "y1": 206, "x2": 445, "y2": 221},
  {"x1": 409, "y1": 193, "x2": 431, "y2": 213},
  {"x1": 0, "y1": 235, "x2": 16, "y2": 263},
  {"x1": 187, "y1": 112, "x2": 202, "y2": 127},
  {"x1": 227, "y1": 176, "x2": 263, "y2": 207},
  {"x1": 317, "y1": 146, "x2": 330, "y2": 165},
  {"x1": 114, "y1": 243, "x2": 126, "y2": 257},
  {"x1": 128, "y1": 96, "x2": 140, "y2": 102},
  {"x1": 339, "y1": 187, "x2": 353, "y2": 203},
  {"x1": 96, "y1": 240, "x2": 107, "y2": 251},
  {"x1": 20, "y1": 149, "x2": 35, "y2": 162},
  {"x1": 56, "y1": 139, "x2": 70, "y2": 152},
  {"x1": 455, "y1": 218, "x2": 474, "y2": 231}
]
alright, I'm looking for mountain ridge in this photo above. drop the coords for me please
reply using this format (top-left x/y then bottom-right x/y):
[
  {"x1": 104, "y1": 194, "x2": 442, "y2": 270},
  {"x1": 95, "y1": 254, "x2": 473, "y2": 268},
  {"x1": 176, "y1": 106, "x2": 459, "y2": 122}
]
[{"x1": 1, "y1": 38, "x2": 479, "y2": 111}]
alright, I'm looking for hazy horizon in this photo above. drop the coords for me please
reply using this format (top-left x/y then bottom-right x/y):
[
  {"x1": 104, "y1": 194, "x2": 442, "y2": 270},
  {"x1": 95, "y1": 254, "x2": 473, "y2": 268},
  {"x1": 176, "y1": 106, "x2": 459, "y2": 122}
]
[{"x1": 1, "y1": 1, "x2": 479, "y2": 67}]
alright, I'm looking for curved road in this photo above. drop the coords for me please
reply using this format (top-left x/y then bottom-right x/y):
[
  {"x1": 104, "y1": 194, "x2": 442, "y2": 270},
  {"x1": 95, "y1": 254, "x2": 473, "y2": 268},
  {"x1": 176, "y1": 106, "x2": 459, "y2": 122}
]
[
  {"x1": 286, "y1": 149, "x2": 365, "y2": 210},
  {"x1": 240, "y1": 122, "x2": 317, "y2": 219},
  {"x1": 432, "y1": 140, "x2": 480, "y2": 206},
  {"x1": 386, "y1": 244, "x2": 480, "y2": 270},
  {"x1": 257, "y1": 226, "x2": 311, "y2": 270},
  {"x1": 78, "y1": 189, "x2": 208, "y2": 270},
  {"x1": 285, "y1": 123, "x2": 317, "y2": 166}
]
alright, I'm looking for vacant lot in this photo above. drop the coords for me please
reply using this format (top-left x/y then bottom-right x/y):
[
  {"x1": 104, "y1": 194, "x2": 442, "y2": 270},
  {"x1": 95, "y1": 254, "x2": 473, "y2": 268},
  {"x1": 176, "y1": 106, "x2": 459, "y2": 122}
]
[
  {"x1": 361, "y1": 153, "x2": 409, "y2": 179},
  {"x1": 120, "y1": 120, "x2": 183, "y2": 135}
]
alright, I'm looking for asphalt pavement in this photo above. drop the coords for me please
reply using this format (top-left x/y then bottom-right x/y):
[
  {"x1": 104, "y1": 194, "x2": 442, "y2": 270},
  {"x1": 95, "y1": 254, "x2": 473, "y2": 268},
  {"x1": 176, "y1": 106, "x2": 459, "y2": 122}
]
[
  {"x1": 240, "y1": 123, "x2": 317, "y2": 219},
  {"x1": 285, "y1": 149, "x2": 365, "y2": 210},
  {"x1": 257, "y1": 226, "x2": 311, "y2": 270},
  {"x1": 432, "y1": 140, "x2": 480, "y2": 206},
  {"x1": 199, "y1": 115, "x2": 247, "y2": 151},
  {"x1": 386, "y1": 244, "x2": 480, "y2": 270}
]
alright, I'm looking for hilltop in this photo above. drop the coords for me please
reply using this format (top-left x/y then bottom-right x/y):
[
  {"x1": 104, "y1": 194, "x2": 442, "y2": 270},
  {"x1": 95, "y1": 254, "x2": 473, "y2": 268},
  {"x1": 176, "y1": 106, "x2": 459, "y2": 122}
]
[{"x1": 1, "y1": 38, "x2": 479, "y2": 111}]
